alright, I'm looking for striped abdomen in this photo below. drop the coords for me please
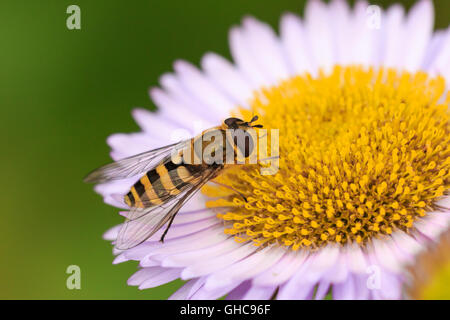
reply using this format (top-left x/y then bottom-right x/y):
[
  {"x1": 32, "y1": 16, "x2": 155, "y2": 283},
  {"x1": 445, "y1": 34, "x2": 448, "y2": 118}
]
[{"x1": 124, "y1": 159, "x2": 200, "y2": 208}]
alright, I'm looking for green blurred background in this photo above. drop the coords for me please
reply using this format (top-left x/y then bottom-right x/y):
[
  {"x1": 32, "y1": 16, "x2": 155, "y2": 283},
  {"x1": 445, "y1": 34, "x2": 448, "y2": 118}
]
[{"x1": 0, "y1": 0, "x2": 448, "y2": 299}]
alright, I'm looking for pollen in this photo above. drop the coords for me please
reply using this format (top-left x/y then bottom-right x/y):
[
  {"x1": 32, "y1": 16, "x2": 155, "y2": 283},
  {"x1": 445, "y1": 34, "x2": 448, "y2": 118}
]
[{"x1": 204, "y1": 66, "x2": 450, "y2": 250}]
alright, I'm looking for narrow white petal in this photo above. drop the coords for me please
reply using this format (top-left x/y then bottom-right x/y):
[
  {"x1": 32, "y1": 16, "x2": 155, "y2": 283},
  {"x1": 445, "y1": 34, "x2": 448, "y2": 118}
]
[
  {"x1": 113, "y1": 253, "x2": 129, "y2": 265},
  {"x1": 145, "y1": 217, "x2": 219, "y2": 242},
  {"x1": 173, "y1": 60, "x2": 235, "y2": 118},
  {"x1": 139, "y1": 267, "x2": 182, "y2": 289},
  {"x1": 422, "y1": 30, "x2": 446, "y2": 71},
  {"x1": 333, "y1": 275, "x2": 355, "y2": 299},
  {"x1": 314, "y1": 280, "x2": 330, "y2": 300},
  {"x1": 400, "y1": 0, "x2": 434, "y2": 71},
  {"x1": 189, "y1": 281, "x2": 241, "y2": 300},
  {"x1": 329, "y1": 0, "x2": 352, "y2": 65},
  {"x1": 323, "y1": 253, "x2": 348, "y2": 283},
  {"x1": 159, "y1": 237, "x2": 239, "y2": 268},
  {"x1": 181, "y1": 243, "x2": 256, "y2": 280},
  {"x1": 159, "y1": 73, "x2": 220, "y2": 122},
  {"x1": 169, "y1": 277, "x2": 205, "y2": 300},
  {"x1": 381, "y1": 4, "x2": 405, "y2": 68},
  {"x1": 149, "y1": 88, "x2": 215, "y2": 134},
  {"x1": 229, "y1": 27, "x2": 271, "y2": 87},
  {"x1": 106, "y1": 132, "x2": 161, "y2": 159},
  {"x1": 277, "y1": 273, "x2": 315, "y2": 300},
  {"x1": 201, "y1": 52, "x2": 254, "y2": 106},
  {"x1": 103, "y1": 224, "x2": 122, "y2": 241},
  {"x1": 349, "y1": 1, "x2": 379, "y2": 66},
  {"x1": 391, "y1": 231, "x2": 423, "y2": 257},
  {"x1": 353, "y1": 273, "x2": 371, "y2": 300},
  {"x1": 346, "y1": 242, "x2": 368, "y2": 274},
  {"x1": 127, "y1": 267, "x2": 161, "y2": 286},
  {"x1": 204, "y1": 246, "x2": 286, "y2": 289},
  {"x1": 280, "y1": 13, "x2": 315, "y2": 75},
  {"x1": 371, "y1": 238, "x2": 402, "y2": 273},
  {"x1": 304, "y1": 0, "x2": 335, "y2": 71},
  {"x1": 239, "y1": 285, "x2": 277, "y2": 300},
  {"x1": 241, "y1": 16, "x2": 291, "y2": 82},
  {"x1": 252, "y1": 250, "x2": 308, "y2": 286}
]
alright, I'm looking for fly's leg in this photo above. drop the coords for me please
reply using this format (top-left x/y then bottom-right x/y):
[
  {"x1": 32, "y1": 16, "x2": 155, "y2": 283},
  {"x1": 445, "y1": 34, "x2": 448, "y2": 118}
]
[{"x1": 210, "y1": 180, "x2": 248, "y2": 202}]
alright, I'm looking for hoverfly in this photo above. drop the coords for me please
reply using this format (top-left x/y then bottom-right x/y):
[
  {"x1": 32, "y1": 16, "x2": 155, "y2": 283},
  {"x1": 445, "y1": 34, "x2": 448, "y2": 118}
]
[{"x1": 85, "y1": 116, "x2": 263, "y2": 250}]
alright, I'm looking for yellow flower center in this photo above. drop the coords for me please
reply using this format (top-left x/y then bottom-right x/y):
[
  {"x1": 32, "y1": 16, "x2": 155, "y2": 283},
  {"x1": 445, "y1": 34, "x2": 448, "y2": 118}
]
[{"x1": 203, "y1": 65, "x2": 450, "y2": 250}]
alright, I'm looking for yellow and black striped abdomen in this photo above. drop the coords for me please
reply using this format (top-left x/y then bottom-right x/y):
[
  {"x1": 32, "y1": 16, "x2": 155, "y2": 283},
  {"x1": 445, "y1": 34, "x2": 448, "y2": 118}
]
[{"x1": 124, "y1": 160, "x2": 200, "y2": 208}]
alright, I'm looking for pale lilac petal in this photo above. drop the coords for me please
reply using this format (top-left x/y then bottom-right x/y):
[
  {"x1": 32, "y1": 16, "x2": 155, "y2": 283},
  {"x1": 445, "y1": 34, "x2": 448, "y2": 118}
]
[
  {"x1": 400, "y1": 0, "x2": 434, "y2": 71},
  {"x1": 169, "y1": 278, "x2": 205, "y2": 300},
  {"x1": 329, "y1": 0, "x2": 352, "y2": 65},
  {"x1": 238, "y1": 285, "x2": 277, "y2": 300},
  {"x1": 381, "y1": 5, "x2": 405, "y2": 68},
  {"x1": 131, "y1": 109, "x2": 184, "y2": 142},
  {"x1": 415, "y1": 215, "x2": 447, "y2": 240},
  {"x1": 159, "y1": 237, "x2": 239, "y2": 268},
  {"x1": 201, "y1": 52, "x2": 254, "y2": 106},
  {"x1": 305, "y1": 245, "x2": 340, "y2": 279},
  {"x1": 145, "y1": 217, "x2": 219, "y2": 242},
  {"x1": 190, "y1": 282, "x2": 241, "y2": 300},
  {"x1": 204, "y1": 247, "x2": 286, "y2": 289},
  {"x1": 127, "y1": 267, "x2": 159, "y2": 286},
  {"x1": 377, "y1": 270, "x2": 403, "y2": 299},
  {"x1": 149, "y1": 88, "x2": 216, "y2": 134},
  {"x1": 346, "y1": 243, "x2": 369, "y2": 274},
  {"x1": 138, "y1": 257, "x2": 160, "y2": 267},
  {"x1": 138, "y1": 267, "x2": 182, "y2": 289},
  {"x1": 113, "y1": 253, "x2": 129, "y2": 265},
  {"x1": 348, "y1": 1, "x2": 379, "y2": 66},
  {"x1": 277, "y1": 273, "x2": 316, "y2": 300},
  {"x1": 436, "y1": 196, "x2": 450, "y2": 210},
  {"x1": 103, "y1": 224, "x2": 122, "y2": 241},
  {"x1": 304, "y1": 0, "x2": 335, "y2": 71},
  {"x1": 229, "y1": 27, "x2": 271, "y2": 87},
  {"x1": 371, "y1": 238, "x2": 402, "y2": 273},
  {"x1": 226, "y1": 280, "x2": 252, "y2": 300},
  {"x1": 139, "y1": 224, "x2": 228, "y2": 258},
  {"x1": 323, "y1": 252, "x2": 348, "y2": 283},
  {"x1": 241, "y1": 16, "x2": 291, "y2": 82},
  {"x1": 181, "y1": 243, "x2": 257, "y2": 280},
  {"x1": 159, "y1": 73, "x2": 220, "y2": 122},
  {"x1": 94, "y1": 177, "x2": 137, "y2": 197},
  {"x1": 314, "y1": 280, "x2": 330, "y2": 300},
  {"x1": 252, "y1": 251, "x2": 308, "y2": 286},
  {"x1": 280, "y1": 13, "x2": 315, "y2": 75},
  {"x1": 391, "y1": 231, "x2": 423, "y2": 258},
  {"x1": 333, "y1": 275, "x2": 355, "y2": 300},
  {"x1": 422, "y1": 30, "x2": 446, "y2": 71},
  {"x1": 353, "y1": 273, "x2": 371, "y2": 300},
  {"x1": 173, "y1": 60, "x2": 235, "y2": 118},
  {"x1": 106, "y1": 132, "x2": 160, "y2": 160}
]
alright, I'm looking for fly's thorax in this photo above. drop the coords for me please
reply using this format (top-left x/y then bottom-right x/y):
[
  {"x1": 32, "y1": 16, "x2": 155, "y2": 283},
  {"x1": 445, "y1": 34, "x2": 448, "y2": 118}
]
[{"x1": 171, "y1": 126, "x2": 261, "y2": 166}]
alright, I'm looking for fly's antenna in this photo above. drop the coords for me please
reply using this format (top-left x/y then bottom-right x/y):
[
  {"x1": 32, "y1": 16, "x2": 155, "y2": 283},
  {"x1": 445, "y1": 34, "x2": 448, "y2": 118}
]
[{"x1": 247, "y1": 114, "x2": 263, "y2": 128}]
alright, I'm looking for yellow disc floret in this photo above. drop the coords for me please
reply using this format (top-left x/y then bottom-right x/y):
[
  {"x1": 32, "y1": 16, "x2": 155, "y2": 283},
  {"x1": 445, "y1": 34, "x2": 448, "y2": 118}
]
[{"x1": 204, "y1": 66, "x2": 450, "y2": 250}]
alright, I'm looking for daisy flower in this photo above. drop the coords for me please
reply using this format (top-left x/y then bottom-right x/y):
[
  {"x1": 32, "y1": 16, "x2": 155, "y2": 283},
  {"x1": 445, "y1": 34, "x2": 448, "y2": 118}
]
[{"x1": 99, "y1": 0, "x2": 450, "y2": 300}]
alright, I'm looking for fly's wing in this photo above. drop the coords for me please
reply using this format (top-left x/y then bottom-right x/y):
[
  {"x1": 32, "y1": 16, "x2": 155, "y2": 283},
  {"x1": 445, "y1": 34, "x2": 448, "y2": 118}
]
[
  {"x1": 114, "y1": 167, "x2": 220, "y2": 250},
  {"x1": 84, "y1": 141, "x2": 187, "y2": 184}
]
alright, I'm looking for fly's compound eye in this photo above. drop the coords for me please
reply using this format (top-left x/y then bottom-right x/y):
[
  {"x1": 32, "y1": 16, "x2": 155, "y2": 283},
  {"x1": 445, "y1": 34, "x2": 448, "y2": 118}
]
[
  {"x1": 224, "y1": 117, "x2": 245, "y2": 129},
  {"x1": 232, "y1": 129, "x2": 255, "y2": 158}
]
